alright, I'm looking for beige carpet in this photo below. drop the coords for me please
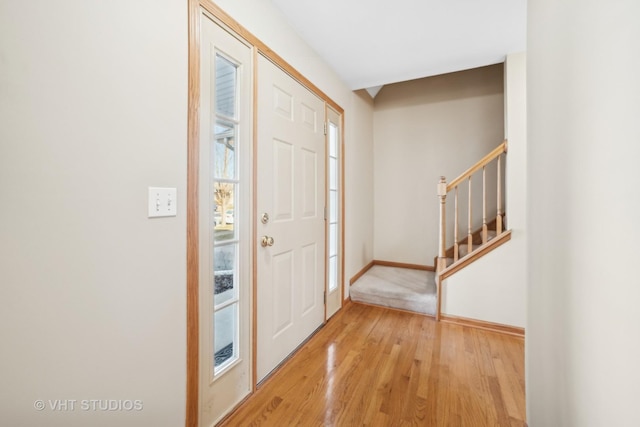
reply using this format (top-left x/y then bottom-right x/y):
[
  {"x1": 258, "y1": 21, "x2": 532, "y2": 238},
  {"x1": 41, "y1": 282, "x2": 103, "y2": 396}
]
[{"x1": 350, "y1": 265, "x2": 437, "y2": 316}]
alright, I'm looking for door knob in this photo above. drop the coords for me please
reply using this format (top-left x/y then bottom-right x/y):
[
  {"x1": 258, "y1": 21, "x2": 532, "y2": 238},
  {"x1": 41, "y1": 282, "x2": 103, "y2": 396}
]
[{"x1": 261, "y1": 236, "x2": 275, "y2": 247}]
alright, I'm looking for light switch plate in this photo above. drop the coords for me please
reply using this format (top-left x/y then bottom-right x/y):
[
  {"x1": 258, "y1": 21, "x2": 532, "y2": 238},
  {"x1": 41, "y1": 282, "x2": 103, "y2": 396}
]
[{"x1": 148, "y1": 187, "x2": 177, "y2": 218}]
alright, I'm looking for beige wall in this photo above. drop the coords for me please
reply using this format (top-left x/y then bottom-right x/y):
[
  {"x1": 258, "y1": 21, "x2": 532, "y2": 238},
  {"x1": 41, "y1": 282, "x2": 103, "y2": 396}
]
[
  {"x1": 0, "y1": 0, "x2": 375, "y2": 425},
  {"x1": 528, "y1": 0, "x2": 640, "y2": 425},
  {"x1": 0, "y1": 1, "x2": 187, "y2": 426},
  {"x1": 443, "y1": 53, "x2": 527, "y2": 328},
  {"x1": 373, "y1": 65, "x2": 505, "y2": 265},
  {"x1": 344, "y1": 91, "x2": 375, "y2": 291}
]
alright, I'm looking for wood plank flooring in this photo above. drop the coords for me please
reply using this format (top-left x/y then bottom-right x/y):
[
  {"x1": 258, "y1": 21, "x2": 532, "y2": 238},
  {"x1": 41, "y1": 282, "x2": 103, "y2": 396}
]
[{"x1": 220, "y1": 302, "x2": 525, "y2": 426}]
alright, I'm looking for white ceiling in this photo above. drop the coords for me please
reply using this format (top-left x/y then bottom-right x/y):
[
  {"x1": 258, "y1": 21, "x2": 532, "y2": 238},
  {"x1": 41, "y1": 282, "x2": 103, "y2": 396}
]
[{"x1": 271, "y1": 0, "x2": 527, "y2": 92}]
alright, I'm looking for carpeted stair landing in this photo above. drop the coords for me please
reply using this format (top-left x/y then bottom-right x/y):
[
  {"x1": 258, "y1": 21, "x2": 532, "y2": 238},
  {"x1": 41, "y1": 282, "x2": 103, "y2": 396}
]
[{"x1": 350, "y1": 265, "x2": 437, "y2": 316}]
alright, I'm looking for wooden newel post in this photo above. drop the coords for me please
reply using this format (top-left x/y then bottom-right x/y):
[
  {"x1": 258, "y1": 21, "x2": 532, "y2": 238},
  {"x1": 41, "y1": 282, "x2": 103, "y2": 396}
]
[
  {"x1": 436, "y1": 176, "x2": 447, "y2": 321},
  {"x1": 436, "y1": 176, "x2": 447, "y2": 272},
  {"x1": 437, "y1": 176, "x2": 447, "y2": 272},
  {"x1": 437, "y1": 176, "x2": 448, "y2": 272}
]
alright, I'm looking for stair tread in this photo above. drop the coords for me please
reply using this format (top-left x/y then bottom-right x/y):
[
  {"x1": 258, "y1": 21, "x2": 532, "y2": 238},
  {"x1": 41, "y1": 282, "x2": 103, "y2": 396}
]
[
  {"x1": 444, "y1": 230, "x2": 504, "y2": 265},
  {"x1": 350, "y1": 265, "x2": 437, "y2": 316},
  {"x1": 458, "y1": 244, "x2": 481, "y2": 257}
]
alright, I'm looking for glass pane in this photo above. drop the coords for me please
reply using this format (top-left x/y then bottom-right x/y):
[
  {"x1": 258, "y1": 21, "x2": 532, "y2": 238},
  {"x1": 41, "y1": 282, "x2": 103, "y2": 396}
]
[
  {"x1": 213, "y1": 121, "x2": 236, "y2": 180},
  {"x1": 213, "y1": 183, "x2": 235, "y2": 241},
  {"x1": 329, "y1": 122, "x2": 338, "y2": 157},
  {"x1": 215, "y1": 54, "x2": 237, "y2": 118},
  {"x1": 214, "y1": 303, "x2": 237, "y2": 370},
  {"x1": 329, "y1": 157, "x2": 337, "y2": 190},
  {"x1": 214, "y1": 244, "x2": 237, "y2": 306},
  {"x1": 330, "y1": 190, "x2": 337, "y2": 223},
  {"x1": 329, "y1": 256, "x2": 338, "y2": 292},
  {"x1": 329, "y1": 223, "x2": 337, "y2": 257}
]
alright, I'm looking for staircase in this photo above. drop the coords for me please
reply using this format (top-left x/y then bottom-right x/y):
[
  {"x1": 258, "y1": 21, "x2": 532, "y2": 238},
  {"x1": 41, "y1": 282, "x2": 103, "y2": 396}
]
[
  {"x1": 435, "y1": 140, "x2": 511, "y2": 319},
  {"x1": 350, "y1": 140, "x2": 511, "y2": 319}
]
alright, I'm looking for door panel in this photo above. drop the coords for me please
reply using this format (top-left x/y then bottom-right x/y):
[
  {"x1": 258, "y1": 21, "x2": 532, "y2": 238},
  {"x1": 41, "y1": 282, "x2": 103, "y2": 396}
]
[
  {"x1": 301, "y1": 243, "x2": 318, "y2": 314},
  {"x1": 273, "y1": 139, "x2": 294, "y2": 221},
  {"x1": 301, "y1": 103, "x2": 317, "y2": 130},
  {"x1": 257, "y1": 55, "x2": 326, "y2": 382},
  {"x1": 273, "y1": 85, "x2": 294, "y2": 120},
  {"x1": 272, "y1": 250, "x2": 294, "y2": 336},
  {"x1": 198, "y1": 13, "x2": 252, "y2": 427},
  {"x1": 302, "y1": 148, "x2": 318, "y2": 218}
]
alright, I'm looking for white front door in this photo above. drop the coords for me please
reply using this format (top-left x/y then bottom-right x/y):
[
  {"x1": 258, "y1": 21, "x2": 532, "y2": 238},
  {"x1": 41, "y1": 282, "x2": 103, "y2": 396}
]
[
  {"x1": 198, "y1": 12, "x2": 252, "y2": 427},
  {"x1": 256, "y1": 55, "x2": 326, "y2": 382}
]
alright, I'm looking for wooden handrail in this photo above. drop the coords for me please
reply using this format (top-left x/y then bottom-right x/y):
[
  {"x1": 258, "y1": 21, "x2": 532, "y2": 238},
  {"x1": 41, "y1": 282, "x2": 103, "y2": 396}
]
[
  {"x1": 439, "y1": 231, "x2": 512, "y2": 281},
  {"x1": 447, "y1": 140, "x2": 508, "y2": 191},
  {"x1": 435, "y1": 139, "x2": 509, "y2": 322}
]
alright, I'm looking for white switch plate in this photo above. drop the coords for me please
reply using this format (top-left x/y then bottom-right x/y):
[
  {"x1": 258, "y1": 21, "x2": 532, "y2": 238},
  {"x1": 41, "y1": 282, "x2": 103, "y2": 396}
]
[{"x1": 148, "y1": 187, "x2": 177, "y2": 218}]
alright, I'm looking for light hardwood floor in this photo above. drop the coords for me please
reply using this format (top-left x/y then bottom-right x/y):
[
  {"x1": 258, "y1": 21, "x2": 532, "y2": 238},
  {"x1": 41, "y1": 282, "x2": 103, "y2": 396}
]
[{"x1": 220, "y1": 302, "x2": 525, "y2": 426}]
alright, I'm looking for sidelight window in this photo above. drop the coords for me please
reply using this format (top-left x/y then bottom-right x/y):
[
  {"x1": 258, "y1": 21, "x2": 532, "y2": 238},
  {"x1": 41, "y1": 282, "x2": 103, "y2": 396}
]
[{"x1": 212, "y1": 53, "x2": 241, "y2": 374}]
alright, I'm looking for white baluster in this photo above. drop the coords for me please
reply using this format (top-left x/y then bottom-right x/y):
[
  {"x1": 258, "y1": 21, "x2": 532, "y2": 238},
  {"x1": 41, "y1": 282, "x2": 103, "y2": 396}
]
[
  {"x1": 482, "y1": 165, "x2": 487, "y2": 244},
  {"x1": 454, "y1": 186, "x2": 459, "y2": 262}
]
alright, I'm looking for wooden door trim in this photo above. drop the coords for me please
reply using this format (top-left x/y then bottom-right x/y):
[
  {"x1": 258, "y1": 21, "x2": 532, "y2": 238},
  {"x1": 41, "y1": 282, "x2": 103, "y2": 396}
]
[
  {"x1": 340, "y1": 111, "x2": 345, "y2": 306},
  {"x1": 250, "y1": 46, "x2": 259, "y2": 394},
  {"x1": 198, "y1": 0, "x2": 343, "y2": 115},
  {"x1": 186, "y1": 1, "x2": 201, "y2": 426},
  {"x1": 187, "y1": 2, "x2": 345, "y2": 426},
  {"x1": 323, "y1": 103, "x2": 328, "y2": 322}
]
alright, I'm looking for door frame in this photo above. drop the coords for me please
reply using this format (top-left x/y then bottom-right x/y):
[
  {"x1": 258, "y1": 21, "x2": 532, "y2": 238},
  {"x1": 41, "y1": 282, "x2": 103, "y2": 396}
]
[
  {"x1": 325, "y1": 105, "x2": 345, "y2": 319},
  {"x1": 187, "y1": 1, "x2": 344, "y2": 426}
]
